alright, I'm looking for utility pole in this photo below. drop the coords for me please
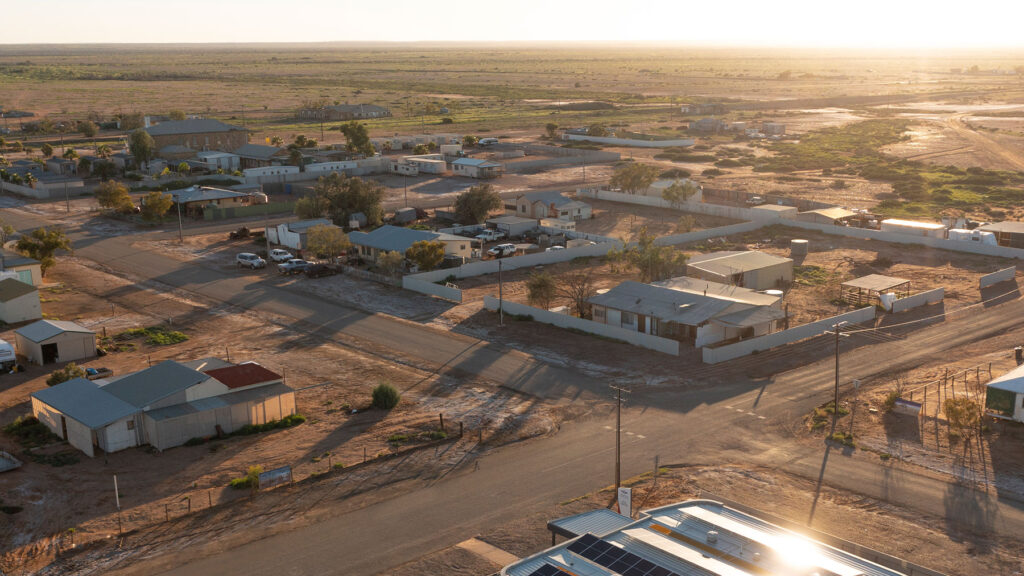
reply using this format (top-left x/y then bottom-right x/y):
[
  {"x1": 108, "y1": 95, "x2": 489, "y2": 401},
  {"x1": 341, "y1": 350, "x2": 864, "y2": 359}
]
[
  {"x1": 64, "y1": 181, "x2": 69, "y2": 213},
  {"x1": 498, "y1": 258, "x2": 504, "y2": 327},
  {"x1": 827, "y1": 321, "x2": 848, "y2": 430},
  {"x1": 264, "y1": 199, "x2": 271, "y2": 260},
  {"x1": 113, "y1": 474, "x2": 122, "y2": 536},
  {"x1": 610, "y1": 385, "x2": 630, "y2": 491},
  {"x1": 176, "y1": 200, "x2": 184, "y2": 244},
  {"x1": 404, "y1": 174, "x2": 408, "y2": 207}
]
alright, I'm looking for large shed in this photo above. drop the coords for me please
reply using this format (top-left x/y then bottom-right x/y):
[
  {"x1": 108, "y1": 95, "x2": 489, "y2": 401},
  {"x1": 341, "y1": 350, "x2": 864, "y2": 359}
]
[
  {"x1": 0, "y1": 278, "x2": 41, "y2": 324},
  {"x1": 14, "y1": 319, "x2": 96, "y2": 365},
  {"x1": 487, "y1": 215, "x2": 538, "y2": 238},
  {"x1": 686, "y1": 251, "x2": 793, "y2": 290},
  {"x1": 31, "y1": 378, "x2": 139, "y2": 457},
  {"x1": 840, "y1": 274, "x2": 911, "y2": 306},
  {"x1": 978, "y1": 221, "x2": 1024, "y2": 248},
  {"x1": 794, "y1": 207, "x2": 857, "y2": 225}
]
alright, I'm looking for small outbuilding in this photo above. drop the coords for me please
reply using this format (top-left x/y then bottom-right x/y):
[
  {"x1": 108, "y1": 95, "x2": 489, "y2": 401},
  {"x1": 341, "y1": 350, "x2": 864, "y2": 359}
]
[
  {"x1": 31, "y1": 378, "x2": 139, "y2": 457},
  {"x1": 268, "y1": 218, "x2": 338, "y2": 251},
  {"x1": 986, "y1": 363, "x2": 1024, "y2": 422},
  {"x1": 840, "y1": 274, "x2": 911, "y2": 306},
  {"x1": 0, "y1": 248, "x2": 43, "y2": 286},
  {"x1": 795, "y1": 207, "x2": 858, "y2": 225},
  {"x1": 0, "y1": 278, "x2": 42, "y2": 324},
  {"x1": 14, "y1": 319, "x2": 96, "y2": 365},
  {"x1": 880, "y1": 218, "x2": 946, "y2": 238},
  {"x1": 487, "y1": 215, "x2": 538, "y2": 238},
  {"x1": 686, "y1": 250, "x2": 793, "y2": 290},
  {"x1": 452, "y1": 157, "x2": 503, "y2": 179},
  {"x1": 977, "y1": 221, "x2": 1024, "y2": 248}
]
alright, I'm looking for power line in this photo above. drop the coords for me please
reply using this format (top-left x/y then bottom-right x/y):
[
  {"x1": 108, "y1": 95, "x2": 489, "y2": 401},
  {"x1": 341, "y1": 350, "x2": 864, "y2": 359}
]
[{"x1": 843, "y1": 284, "x2": 1024, "y2": 335}]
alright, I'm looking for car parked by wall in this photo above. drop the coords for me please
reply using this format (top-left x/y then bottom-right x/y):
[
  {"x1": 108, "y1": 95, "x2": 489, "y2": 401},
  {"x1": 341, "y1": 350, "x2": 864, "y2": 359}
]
[
  {"x1": 236, "y1": 253, "x2": 266, "y2": 269},
  {"x1": 269, "y1": 249, "x2": 294, "y2": 263},
  {"x1": 278, "y1": 259, "x2": 311, "y2": 275}
]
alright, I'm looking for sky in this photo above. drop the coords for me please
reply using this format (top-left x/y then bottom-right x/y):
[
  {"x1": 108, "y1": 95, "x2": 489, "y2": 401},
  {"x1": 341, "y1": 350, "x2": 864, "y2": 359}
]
[{"x1": 3, "y1": 0, "x2": 1024, "y2": 47}]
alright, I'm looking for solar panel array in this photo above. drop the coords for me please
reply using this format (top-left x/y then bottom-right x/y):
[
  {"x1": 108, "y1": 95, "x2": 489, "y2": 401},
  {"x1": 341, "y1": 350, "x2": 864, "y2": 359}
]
[
  {"x1": 526, "y1": 564, "x2": 564, "y2": 576},
  {"x1": 567, "y1": 533, "x2": 681, "y2": 576}
]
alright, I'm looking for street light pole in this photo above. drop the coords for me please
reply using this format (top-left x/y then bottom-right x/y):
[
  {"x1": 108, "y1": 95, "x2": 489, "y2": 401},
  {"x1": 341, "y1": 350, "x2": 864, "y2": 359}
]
[{"x1": 829, "y1": 321, "x2": 848, "y2": 430}]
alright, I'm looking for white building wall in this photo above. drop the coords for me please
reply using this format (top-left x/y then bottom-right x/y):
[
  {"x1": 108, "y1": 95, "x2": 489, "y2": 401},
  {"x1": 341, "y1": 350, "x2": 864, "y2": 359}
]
[
  {"x1": 695, "y1": 324, "x2": 726, "y2": 348},
  {"x1": 184, "y1": 378, "x2": 230, "y2": 402},
  {"x1": 65, "y1": 416, "x2": 95, "y2": 458},
  {"x1": 0, "y1": 291, "x2": 42, "y2": 324},
  {"x1": 31, "y1": 398, "x2": 63, "y2": 437},
  {"x1": 98, "y1": 416, "x2": 139, "y2": 453}
]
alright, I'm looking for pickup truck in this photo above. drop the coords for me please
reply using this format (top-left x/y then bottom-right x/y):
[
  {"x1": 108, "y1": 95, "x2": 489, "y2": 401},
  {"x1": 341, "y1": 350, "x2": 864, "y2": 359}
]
[
  {"x1": 278, "y1": 259, "x2": 311, "y2": 275},
  {"x1": 487, "y1": 243, "x2": 517, "y2": 258},
  {"x1": 475, "y1": 229, "x2": 507, "y2": 242},
  {"x1": 85, "y1": 367, "x2": 113, "y2": 380}
]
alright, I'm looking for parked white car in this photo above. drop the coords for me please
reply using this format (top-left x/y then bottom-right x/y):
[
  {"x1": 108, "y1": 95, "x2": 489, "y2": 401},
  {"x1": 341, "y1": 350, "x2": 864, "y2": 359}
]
[
  {"x1": 545, "y1": 245, "x2": 565, "y2": 252},
  {"x1": 475, "y1": 229, "x2": 506, "y2": 242},
  {"x1": 236, "y1": 253, "x2": 266, "y2": 269},
  {"x1": 269, "y1": 249, "x2": 294, "y2": 263},
  {"x1": 487, "y1": 243, "x2": 516, "y2": 258}
]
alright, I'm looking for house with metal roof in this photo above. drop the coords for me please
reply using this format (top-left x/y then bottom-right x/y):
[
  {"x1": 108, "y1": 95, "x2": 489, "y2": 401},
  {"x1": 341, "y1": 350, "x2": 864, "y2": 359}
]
[
  {"x1": 144, "y1": 118, "x2": 249, "y2": 153},
  {"x1": 686, "y1": 251, "x2": 793, "y2": 290},
  {"x1": 452, "y1": 157, "x2": 503, "y2": 179},
  {"x1": 14, "y1": 319, "x2": 96, "y2": 365},
  {"x1": 985, "y1": 363, "x2": 1024, "y2": 422},
  {"x1": 516, "y1": 191, "x2": 592, "y2": 221},
  {"x1": 504, "y1": 499, "x2": 911, "y2": 576},
  {"x1": 0, "y1": 278, "x2": 41, "y2": 324},
  {"x1": 29, "y1": 359, "x2": 295, "y2": 456},
  {"x1": 234, "y1": 143, "x2": 289, "y2": 169},
  {"x1": 978, "y1": 221, "x2": 1024, "y2": 248},
  {"x1": 168, "y1": 186, "x2": 251, "y2": 216},
  {"x1": 0, "y1": 248, "x2": 42, "y2": 286},
  {"x1": 589, "y1": 277, "x2": 784, "y2": 347},
  {"x1": 487, "y1": 215, "x2": 539, "y2": 238},
  {"x1": 794, "y1": 207, "x2": 858, "y2": 225},
  {"x1": 350, "y1": 225, "x2": 472, "y2": 264}
]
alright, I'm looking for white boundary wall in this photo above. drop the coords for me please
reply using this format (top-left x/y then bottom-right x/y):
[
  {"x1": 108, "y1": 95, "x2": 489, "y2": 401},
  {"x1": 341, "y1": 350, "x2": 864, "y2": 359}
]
[
  {"x1": 980, "y1": 266, "x2": 1017, "y2": 288},
  {"x1": 783, "y1": 220, "x2": 1024, "y2": 260},
  {"x1": 564, "y1": 134, "x2": 695, "y2": 148},
  {"x1": 402, "y1": 241, "x2": 619, "y2": 301},
  {"x1": 577, "y1": 189, "x2": 776, "y2": 222},
  {"x1": 482, "y1": 296, "x2": 680, "y2": 356},
  {"x1": 701, "y1": 306, "x2": 876, "y2": 364},
  {"x1": 891, "y1": 288, "x2": 944, "y2": 313},
  {"x1": 655, "y1": 221, "x2": 764, "y2": 247}
]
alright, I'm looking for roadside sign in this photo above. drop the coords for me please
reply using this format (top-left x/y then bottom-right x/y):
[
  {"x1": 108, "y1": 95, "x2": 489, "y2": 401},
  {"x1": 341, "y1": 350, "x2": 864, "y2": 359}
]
[
  {"x1": 258, "y1": 466, "x2": 292, "y2": 490},
  {"x1": 617, "y1": 487, "x2": 632, "y2": 518}
]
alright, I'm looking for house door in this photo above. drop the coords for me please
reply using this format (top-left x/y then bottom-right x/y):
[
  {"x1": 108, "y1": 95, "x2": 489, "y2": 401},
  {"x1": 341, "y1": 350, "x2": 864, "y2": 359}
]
[
  {"x1": 637, "y1": 315, "x2": 646, "y2": 333},
  {"x1": 18, "y1": 270, "x2": 33, "y2": 285},
  {"x1": 41, "y1": 343, "x2": 59, "y2": 364},
  {"x1": 60, "y1": 415, "x2": 68, "y2": 440}
]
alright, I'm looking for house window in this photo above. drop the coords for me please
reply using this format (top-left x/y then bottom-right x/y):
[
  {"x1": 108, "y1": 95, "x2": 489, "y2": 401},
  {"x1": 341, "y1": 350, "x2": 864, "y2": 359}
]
[
  {"x1": 620, "y1": 311, "x2": 636, "y2": 326},
  {"x1": 127, "y1": 420, "x2": 135, "y2": 430},
  {"x1": 593, "y1": 307, "x2": 606, "y2": 322}
]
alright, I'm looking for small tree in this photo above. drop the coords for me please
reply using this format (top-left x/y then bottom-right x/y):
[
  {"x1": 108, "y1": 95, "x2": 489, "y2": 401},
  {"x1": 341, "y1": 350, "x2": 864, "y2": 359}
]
[
  {"x1": 454, "y1": 184, "x2": 502, "y2": 224},
  {"x1": 79, "y1": 120, "x2": 98, "y2": 138},
  {"x1": 294, "y1": 194, "x2": 327, "y2": 219},
  {"x1": 405, "y1": 240, "x2": 445, "y2": 271},
  {"x1": 16, "y1": 227, "x2": 73, "y2": 276},
  {"x1": 587, "y1": 124, "x2": 609, "y2": 137},
  {"x1": 610, "y1": 163, "x2": 660, "y2": 195},
  {"x1": 339, "y1": 121, "x2": 374, "y2": 156},
  {"x1": 944, "y1": 398, "x2": 982, "y2": 441},
  {"x1": 129, "y1": 128, "x2": 156, "y2": 169},
  {"x1": 558, "y1": 271, "x2": 596, "y2": 318},
  {"x1": 371, "y1": 383, "x2": 401, "y2": 410},
  {"x1": 377, "y1": 250, "x2": 404, "y2": 277},
  {"x1": 140, "y1": 191, "x2": 173, "y2": 222},
  {"x1": 95, "y1": 143, "x2": 112, "y2": 158},
  {"x1": 10, "y1": 141, "x2": 23, "y2": 153},
  {"x1": 77, "y1": 157, "x2": 92, "y2": 176},
  {"x1": 462, "y1": 135, "x2": 478, "y2": 147},
  {"x1": 527, "y1": 271, "x2": 556, "y2": 309},
  {"x1": 624, "y1": 227, "x2": 688, "y2": 283},
  {"x1": 289, "y1": 149, "x2": 304, "y2": 172},
  {"x1": 62, "y1": 148, "x2": 78, "y2": 160},
  {"x1": 545, "y1": 122, "x2": 559, "y2": 139},
  {"x1": 412, "y1": 144, "x2": 429, "y2": 155},
  {"x1": 177, "y1": 161, "x2": 190, "y2": 175},
  {"x1": 661, "y1": 179, "x2": 698, "y2": 209},
  {"x1": 676, "y1": 214, "x2": 696, "y2": 233},
  {"x1": 305, "y1": 224, "x2": 350, "y2": 262},
  {"x1": 95, "y1": 180, "x2": 134, "y2": 213},
  {"x1": 23, "y1": 172, "x2": 37, "y2": 188},
  {"x1": 169, "y1": 110, "x2": 186, "y2": 121},
  {"x1": 46, "y1": 363, "x2": 86, "y2": 387},
  {"x1": 0, "y1": 217, "x2": 14, "y2": 244},
  {"x1": 40, "y1": 143, "x2": 53, "y2": 157},
  {"x1": 270, "y1": 135, "x2": 284, "y2": 147}
]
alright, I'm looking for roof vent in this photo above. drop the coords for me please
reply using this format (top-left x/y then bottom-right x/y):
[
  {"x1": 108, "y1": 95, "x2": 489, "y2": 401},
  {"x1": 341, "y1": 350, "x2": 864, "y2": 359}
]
[{"x1": 706, "y1": 530, "x2": 718, "y2": 544}]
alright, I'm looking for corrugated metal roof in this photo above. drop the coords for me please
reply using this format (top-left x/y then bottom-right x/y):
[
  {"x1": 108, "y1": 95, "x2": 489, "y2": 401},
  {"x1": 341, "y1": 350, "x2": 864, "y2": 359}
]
[
  {"x1": 31, "y1": 378, "x2": 137, "y2": 429},
  {"x1": 687, "y1": 251, "x2": 792, "y2": 276},
  {"x1": 350, "y1": 225, "x2": 442, "y2": 252},
  {"x1": 0, "y1": 278, "x2": 36, "y2": 302},
  {"x1": 589, "y1": 281, "x2": 750, "y2": 326},
  {"x1": 652, "y1": 276, "x2": 780, "y2": 306},
  {"x1": 144, "y1": 382, "x2": 293, "y2": 422},
  {"x1": 286, "y1": 218, "x2": 334, "y2": 232},
  {"x1": 204, "y1": 362, "x2": 282, "y2": 389},
  {"x1": 14, "y1": 320, "x2": 94, "y2": 343},
  {"x1": 710, "y1": 306, "x2": 787, "y2": 328},
  {"x1": 453, "y1": 157, "x2": 502, "y2": 168},
  {"x1": 170, "y1": 186, "x2": 249, "y2": 204},
  {"x1": 547, "y1": 509, "x2": 634, "y2": 538},
  {"x1": 798, "y1": 207, "x2": 857, "y2": 220},
  {"x1": 986, "y1": 364, "x2": 1024, "y2": 394},
  {"x1": 145, "y1": 118, "x2": 245, "y2": 136},
  {"x1": 979, "y1": 221, "x2": 1024, "y2": 234},
  {"x1": 841, "y1": 274, "x2": 910, "y2": 292},
  {"x1": 519, "y1": 190, "x2": 574, "y2": 207},
  {"x1": 100, "y1": 360, "x2": 213, "y2": 408},
  {"x1": 179, "y1": 357, "x2": 234, "y2": 372},
  {"x1": 233, "y1": 143, "x2": 286, "y2": 160},
  {"x1": 881, "y1": 218, "x2": 945, "y2": 230},
  {"x1": 0, "y1": 248, "x2": 40, "y2": 269}
]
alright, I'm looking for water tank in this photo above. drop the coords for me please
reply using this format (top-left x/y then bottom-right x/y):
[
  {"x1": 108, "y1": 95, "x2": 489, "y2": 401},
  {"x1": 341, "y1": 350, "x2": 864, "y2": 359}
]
[
  {"x1": 790, "y1": 239, "x2": 809, "y2": 256},
  {"x1": 706, "y1": 530, "x2": 718, "y2": 544},
  {"x1": 764, "y1": 289, "x2": 784, "y2": 298}
]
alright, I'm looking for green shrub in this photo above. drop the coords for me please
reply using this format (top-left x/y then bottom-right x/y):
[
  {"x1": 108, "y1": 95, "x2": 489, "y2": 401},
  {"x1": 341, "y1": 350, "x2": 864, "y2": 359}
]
[
  {"x1": 115, "y1": 326, "x2": 188, "y2": 346},
  {"x1": 427, "y1": 430, "x2": 448, "y2": 440},
  {"x1": 3, "y1": 415, "x2": 61, "y2": 448},
  {"x1": 883, "y1": 390, "x2": 900, "y2": 412},
  {"x1": 231, "y1": 413, "x2": 305, "y2": 436},
  {"x1": 371, "y1": 383, "x2": 401, "y2": 410},
  {"x1": 388, "y1": 433, "x2": 409, "y2": 444},
  {"x1": 229, "y1": 465, "x2": 263, "y2": 489},
  {"x1": 46, "y1": 362, "x2": 86, "y2": 386}
]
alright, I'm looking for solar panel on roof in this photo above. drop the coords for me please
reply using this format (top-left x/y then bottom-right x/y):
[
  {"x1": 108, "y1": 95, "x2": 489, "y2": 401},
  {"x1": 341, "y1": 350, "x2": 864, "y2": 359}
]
[
  {"x1": 525, "y1": 563, "x2": 563, "y2": 576},
  {"x1": 570, "y1": 534, "x2": 680, "y2": 576}
]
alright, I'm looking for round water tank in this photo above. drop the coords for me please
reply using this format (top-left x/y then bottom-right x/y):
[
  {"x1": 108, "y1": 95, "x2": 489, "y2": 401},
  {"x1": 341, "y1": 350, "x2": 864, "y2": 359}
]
[
  {"x1": 791, "y1": 238, "x2": 809, "y2": 256},
  {"x1": 764, "y1": 289, "x2": 784, "y2": 297}
]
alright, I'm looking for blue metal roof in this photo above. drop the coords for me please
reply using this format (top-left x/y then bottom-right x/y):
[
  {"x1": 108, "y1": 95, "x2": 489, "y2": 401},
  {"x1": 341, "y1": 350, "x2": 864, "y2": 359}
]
[
  {"x1": 100, "y1": 360, "x2": 212, "y2": 409},
  {"x1": 31, "y1": 378, "x2": 138, "y2": 429},
  {"x1": 14, "y1": 320, "x2": 94, "y2": 343},
  {"x1": 170, "y1": 186, "x2": 249, "y2": 204},
  {"x1": 453, "y1": 157, "x2": 501, "y2": 168},
  {"x1": 547, "y1": 509, "x2": 634, "y2": 538},
  {"x1": 350, "y1": 225, "x2": 442, "y2": 253},
  {"x1": 144, "y1": 382, "x2": 294, "y2": 422}
]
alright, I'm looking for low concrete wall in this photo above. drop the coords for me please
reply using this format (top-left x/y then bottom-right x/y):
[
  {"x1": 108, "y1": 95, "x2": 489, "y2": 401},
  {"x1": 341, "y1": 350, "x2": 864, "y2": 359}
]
[
  {"x1": 784, "y1": 220, "x2": 1024, "y2": 260},
  {"x1": 891, "y1": 288, "x2": 944, "y2": 313},
  {"x1": 701, "y1": 306, "x2": 876, "y2": 364},
  {"x1": 655, "y1": 220, "x2": 763, "y2": 247},
  {"x1": 980, "y1": 266, "x2": 1017, "y2": 288},
  {"x1": 409, "y1": 241, "x2": 618, "y2": 283},
  {"x1": 482, "y1": 296, "x2": 680, "y2": 355},
  {"x1": 402, "y1": 276, "x2": 463, "y2": 303},
  {"x1": 578, "y1": 189, "x2": 768, "y2": 222},
  {"x1": 564, "y1": 134, "x2": 695, "y2": 148}
]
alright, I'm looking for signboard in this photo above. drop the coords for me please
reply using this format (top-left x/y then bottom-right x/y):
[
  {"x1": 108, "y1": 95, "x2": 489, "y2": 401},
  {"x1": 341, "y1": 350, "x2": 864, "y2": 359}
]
[
  {"x1": 617, "y1": 487, "x2": 632, "y2": 518},
  {"x1": 258, "y1": 465, "x2": 293, "y2": 490},
  {"x1": 893, "y1": 398, "x2": 922, "y2": 417}
]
